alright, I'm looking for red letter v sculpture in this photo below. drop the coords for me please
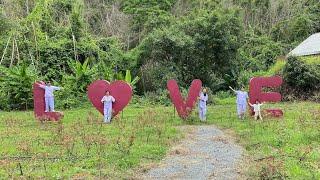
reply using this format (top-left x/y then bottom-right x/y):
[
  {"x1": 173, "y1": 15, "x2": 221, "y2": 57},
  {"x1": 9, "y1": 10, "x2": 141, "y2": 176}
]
[{"x1": 167, "y1": 79, "x2": 202, "y2": 119}]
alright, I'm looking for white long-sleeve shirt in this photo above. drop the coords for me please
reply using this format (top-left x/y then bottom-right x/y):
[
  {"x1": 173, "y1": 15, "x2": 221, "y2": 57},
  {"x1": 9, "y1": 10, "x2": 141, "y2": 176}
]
[
  {"x1": 199, "y1": 92, "x2": 208, "y2": 108},
  {"x1": 39, "y1": 85, "x2": 61, "y2": 97},
  {"x1": 250, "y1": 103, "x2": 263, "y2": 112},
  {"x1": 101, "y1": 95, "x2": 115, "y2": 109}
]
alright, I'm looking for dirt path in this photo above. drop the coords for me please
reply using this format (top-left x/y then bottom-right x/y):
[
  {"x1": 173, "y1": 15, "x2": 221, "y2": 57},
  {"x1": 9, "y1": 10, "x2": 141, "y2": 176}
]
[{"x1": 143, "y1": 125, "x2": 244, "y2": 180}]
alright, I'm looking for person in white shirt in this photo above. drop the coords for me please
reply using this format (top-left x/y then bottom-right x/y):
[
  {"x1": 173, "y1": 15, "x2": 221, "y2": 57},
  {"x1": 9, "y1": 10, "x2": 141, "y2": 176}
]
[
  {"x1": 198, "y1": 88, "x2": 208, "y2": 121},
  {"x1": 249, "y1": 100, "x2": 264, "y2": 120},
  {"x1": 101, "y1": 91, "x2": 115, "y2": 123},
  {"x1": 229, "y1": 86, "x2": 249, "y2": 120},
  {"x1": 38, "y1": 81, "x2": 61, "y2": 112}
]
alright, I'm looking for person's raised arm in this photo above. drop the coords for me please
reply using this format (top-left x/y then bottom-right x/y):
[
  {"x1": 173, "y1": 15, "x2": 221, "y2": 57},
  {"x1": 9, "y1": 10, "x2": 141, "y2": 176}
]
[
  {"x1": 37, "y1": 83, "x2": 45, "y2": 89},
  {"x1": 229, "y1": 86, "x2": 236, "y2": 93},
  {"x1": 248, "y1": 102, "x2": 253, "y2": 107},
  {"x1": 52, "y1": 86, "x2": 62, "y2": 91}
]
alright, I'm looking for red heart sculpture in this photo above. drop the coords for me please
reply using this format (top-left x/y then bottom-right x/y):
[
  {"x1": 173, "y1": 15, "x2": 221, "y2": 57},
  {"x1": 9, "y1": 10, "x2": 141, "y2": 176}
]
[
  {"x1": 33, "y1": 81, "x2": 64, "y2": 121},
  {"x1": 167, "y1": 79, "x2": 202, "y2": 119},
  {"x1": 87, "y1": 80, "x2": 132, "y2": 116}
]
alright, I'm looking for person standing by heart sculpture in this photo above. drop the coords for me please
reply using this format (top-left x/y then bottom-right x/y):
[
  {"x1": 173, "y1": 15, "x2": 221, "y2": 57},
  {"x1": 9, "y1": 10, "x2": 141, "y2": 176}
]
[
  {"x1": 101, "y1": 91, "x2": 116, "y2": 123},
  {"x1": 87, "y1": 80, "x2": 132, "y2": 123}
]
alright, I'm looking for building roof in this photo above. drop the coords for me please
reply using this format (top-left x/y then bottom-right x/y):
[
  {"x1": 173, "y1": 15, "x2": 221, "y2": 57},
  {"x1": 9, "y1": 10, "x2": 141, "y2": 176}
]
[{"x1": 287, "y1": 33, "x2": 320, "y2": 57}]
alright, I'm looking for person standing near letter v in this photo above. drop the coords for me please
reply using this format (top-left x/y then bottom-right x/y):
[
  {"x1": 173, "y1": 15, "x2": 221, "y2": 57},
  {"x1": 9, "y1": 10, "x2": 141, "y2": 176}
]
[
  {"x1": 198, "y1": 88, "x2": 208, "y2": 121},
  {"x1": 37, "y1": 81, "x2": 61, "y2": 112},
  {"x1": 101, "y1": 91, "x2": 115, "y2": 123}
]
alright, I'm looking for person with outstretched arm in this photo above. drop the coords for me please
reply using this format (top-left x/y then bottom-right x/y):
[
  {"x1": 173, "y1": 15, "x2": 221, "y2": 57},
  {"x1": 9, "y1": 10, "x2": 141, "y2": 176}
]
[
  {"x1": 229, "y1": 86, "x2": 249, "y2": 120},
  {"x1": 37, "y1": 81, "x2": 61, "y2": 112},
  {"x1": 249, "y1": 100, "x2": 264, "y2": 120}
]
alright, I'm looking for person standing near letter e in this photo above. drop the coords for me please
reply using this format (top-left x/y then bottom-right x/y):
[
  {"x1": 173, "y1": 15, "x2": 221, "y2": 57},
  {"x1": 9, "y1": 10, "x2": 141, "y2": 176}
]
[
  {"x1": 37, "y1": 81, "x2": 61, "y2": 112},
  {"x1": 249, "y1": 100, "x2": 264, "y2": 120},
  {"x1": 198, "y1": 88, "x2": 208, "y2": 121},
  {"x1": 101, "y1": 91, "x2": 115, "y2": 123},
  {"x1": 229, "y1": 86, "x2": 248, "y2": 120}
]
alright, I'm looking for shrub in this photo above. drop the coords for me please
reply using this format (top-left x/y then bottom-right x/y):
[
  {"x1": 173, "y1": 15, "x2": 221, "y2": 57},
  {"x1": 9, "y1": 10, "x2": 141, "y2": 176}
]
[
  {"x1": 283, "y1": 56, "x2": 320, "y2": 91},
  {"x1": 58, "y1": 59, "x2": 97, "y2": 109},
  {"x1": 0, "y1": 64, "x2": 37, "y2": 110},
  {"x1": 239, "y1": 34, "x2": 284, "y2": 72},
  {"x1": 138, "y1": 61, "x2": 182, "y2": 93},
  {"x1": 135, "y1": 9, "x2": 243, "y2": 93}
]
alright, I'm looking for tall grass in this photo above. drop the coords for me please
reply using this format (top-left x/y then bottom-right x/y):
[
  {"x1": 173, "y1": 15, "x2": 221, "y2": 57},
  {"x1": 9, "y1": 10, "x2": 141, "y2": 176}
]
[
  {"x1": 253, "y1": 58, "x2": 286, "y2": 77},
  {"x1": 205, "y1": 102, "x2": 320, "y2": 179},
  {"x1": 301, "y1": 55, "x2": 320, "y2": 65},
  {"x1": 0, "y1": 107, "x2": 181, "y2": 178},
  {"x1": 0, "y1": 102, "x2": 319, "y2": 178}
]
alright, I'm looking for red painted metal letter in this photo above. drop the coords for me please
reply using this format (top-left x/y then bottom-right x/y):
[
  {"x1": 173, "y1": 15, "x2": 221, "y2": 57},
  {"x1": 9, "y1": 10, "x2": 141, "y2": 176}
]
[
  {"x1": 167, "y1": 79, "x2": 202, "y2": 119},
  {"x1": 249, "y1": 76, "x2": 283, "y2": 117},
  {"x1": 33, "y1": 81, "x2": 64, "y2": 121}
]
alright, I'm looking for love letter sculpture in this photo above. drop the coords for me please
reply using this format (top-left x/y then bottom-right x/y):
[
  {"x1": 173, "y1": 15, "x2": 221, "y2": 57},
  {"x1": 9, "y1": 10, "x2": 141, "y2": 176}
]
[
  {"x1": 167, "y1": 79, "x2": 202, "y2": 119},
  {"x1": 33, "y1": 81, "x2": 64, "y2": 121},
  {"x1": 87, "y1": 80, "x2": 132, "y2": 117},
  {"x1": 249, "y1": 76, "x2": 283, "y2": 117}
]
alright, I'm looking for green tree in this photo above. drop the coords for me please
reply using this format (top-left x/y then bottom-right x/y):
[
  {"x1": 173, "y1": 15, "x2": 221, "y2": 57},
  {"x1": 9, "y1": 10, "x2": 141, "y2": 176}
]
[{"x1": 135, "y1": 9, "x2": 243, "y2": 92}]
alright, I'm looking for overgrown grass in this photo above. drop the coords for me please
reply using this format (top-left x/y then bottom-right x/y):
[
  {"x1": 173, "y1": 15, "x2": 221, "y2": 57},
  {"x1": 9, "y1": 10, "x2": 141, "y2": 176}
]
[
  {"x1": 253, "y1": 58, "x2": 286, "y2": 77},
  {"x1": 0, "y1": 102, "x2": 319, "y2": 179},
  {"x1": 205, "y1": 102, "x2": 320, "y2": 179},
  {"x1": 301, "y1": 55, "x2": 320, "y2": 65},
  {"x1": 0, "y1": 106, "x2": 182, "y2": 178}
]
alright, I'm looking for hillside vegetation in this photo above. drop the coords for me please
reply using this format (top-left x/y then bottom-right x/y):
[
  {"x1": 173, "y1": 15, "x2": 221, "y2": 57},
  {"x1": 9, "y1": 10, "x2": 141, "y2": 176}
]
[{"x1": 0, "y1": 0, "x2": 319, "y2": 110}]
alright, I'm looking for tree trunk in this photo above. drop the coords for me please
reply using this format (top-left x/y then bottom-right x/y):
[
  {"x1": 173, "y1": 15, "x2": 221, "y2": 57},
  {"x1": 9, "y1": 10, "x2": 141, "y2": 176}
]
[
  {"x1": 10, "y1": 38, "x2": 15, "y2": 67},
  {"x1": 0, "y1": 35, "x2": 11, "y2": 65}
]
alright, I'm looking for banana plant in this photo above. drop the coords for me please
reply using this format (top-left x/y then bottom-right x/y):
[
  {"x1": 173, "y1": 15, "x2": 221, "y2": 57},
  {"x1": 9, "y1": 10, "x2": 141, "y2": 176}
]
[
  {"x1": 0, "y1": 64, "x2": 37, "y2": 110},
  {"x1": 116, "y1": 70, "x2": 140, "y2": 89},
  {"x1": 124, "y1": 70, "x2": 140, "y2": 86},
  {"x1": 67, "y1": 59, "x2": 96, "y2": 93}
]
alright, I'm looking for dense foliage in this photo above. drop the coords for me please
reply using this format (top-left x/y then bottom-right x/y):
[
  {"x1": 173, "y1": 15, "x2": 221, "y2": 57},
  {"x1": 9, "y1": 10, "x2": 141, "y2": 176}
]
[
  {"x1": 283, "y1": 56, "x2": 320, "y2": 101},
  {"x1": 0, "y1": 0, "x2": 319, "y2": 109}
]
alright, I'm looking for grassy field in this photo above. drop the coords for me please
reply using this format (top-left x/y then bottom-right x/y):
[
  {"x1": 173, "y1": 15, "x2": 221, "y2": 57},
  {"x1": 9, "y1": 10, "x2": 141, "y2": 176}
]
[
  {"x1": 206, "y1": 102, "x2": 320, "y2": 179},
  {"x1": 0, "y1": 106, "x2": 182, "y2": 178},
  {"x1": 0, "y1": 102, "x2": 319, "y2": 179}
]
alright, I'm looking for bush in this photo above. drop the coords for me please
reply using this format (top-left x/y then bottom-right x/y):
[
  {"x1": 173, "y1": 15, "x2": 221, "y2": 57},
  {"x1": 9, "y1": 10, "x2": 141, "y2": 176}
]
[
  {"x1": 0, "y1": 64, "x2": 37, "y2": 110},
  {"x1": 283, "y1": 56, "x2": 320, "y2": 100},
  {"x1": 283, "y1": 56, "x2": 320, "y2": 91},
  {"x1": 239, "y1": 34, "x2": 284, "y2": 72},
  {"x1": 138, "y1": 61, "x2": 182, "y2": 93},
  {"x1": 135, "y1": 9, "x2": 243, "y2": 93},
  {"x1": 212, "y1": 91, "x2": 235, "y2": 105},
  {"x1": 57, "y1": 59, "x2": 97, "y2": 109}
]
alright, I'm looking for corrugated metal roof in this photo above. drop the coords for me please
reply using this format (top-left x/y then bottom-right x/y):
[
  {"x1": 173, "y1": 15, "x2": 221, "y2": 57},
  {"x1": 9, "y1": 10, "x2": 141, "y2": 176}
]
[{"x1": 287, "y1": 33, "x2": 320, "y2": 57}]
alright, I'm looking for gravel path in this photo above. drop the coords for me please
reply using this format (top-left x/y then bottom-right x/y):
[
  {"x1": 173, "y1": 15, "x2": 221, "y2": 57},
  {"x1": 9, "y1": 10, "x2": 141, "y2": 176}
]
[{"x1": 143, "y1": 125, "x2": 244, "y2": 180}]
